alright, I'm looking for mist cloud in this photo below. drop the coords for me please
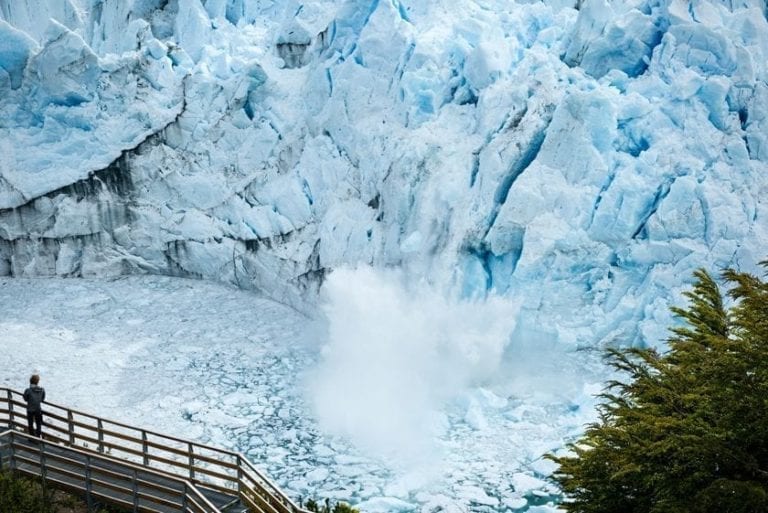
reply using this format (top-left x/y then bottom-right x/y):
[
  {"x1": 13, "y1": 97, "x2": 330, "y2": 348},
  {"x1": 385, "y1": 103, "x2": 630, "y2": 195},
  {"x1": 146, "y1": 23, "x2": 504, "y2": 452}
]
[{"x1": 310, "y1": 267, "x2": 520, "y2": 463}]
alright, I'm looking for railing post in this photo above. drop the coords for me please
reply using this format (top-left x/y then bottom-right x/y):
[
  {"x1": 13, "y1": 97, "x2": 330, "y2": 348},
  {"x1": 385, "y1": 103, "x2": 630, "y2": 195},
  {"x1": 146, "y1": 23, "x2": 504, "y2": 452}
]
[
  {"x1": 182, "y1": 482, "x2": 189, "y2": 512},
  {"x1": 85, "y1": 453, "x2": 94, "y2": 513},
  {"x1": 8, "y1": 432, "x2": 16, "y2": 471},
  {"x1": 67, "y1": 411, "x2": 75, "y2": 444},
  {"x1": 237, "y1": 455, "x2": 244, "y2": 496},
  {"x1": 39, "y1": 439, "x2": 48, "y2": 497},
  {"x1": 7, "y1": 389, "x2": 14, "y2": 430},
  {"x1": 188, "y1": 442, "x2": 195, "y2": 481},
  {"x1": 97, "y1": 419, "x2": 104, "y2": 453},
  {"x1": 132, "y1": 468, "x2": 140, "y2": 513},
  {"x1": 142, "y1": 430, "x2": 149, "y2": 466}
]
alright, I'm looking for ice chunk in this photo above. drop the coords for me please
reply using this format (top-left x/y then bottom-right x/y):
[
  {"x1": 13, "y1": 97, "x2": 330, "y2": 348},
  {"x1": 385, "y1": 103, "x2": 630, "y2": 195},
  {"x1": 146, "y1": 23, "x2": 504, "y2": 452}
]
[
  {"x1": 304, "y1": 468, "x2": 329, "y2": 484},
  {"x1": 455, "y1": 485, "x2": 499, "y2": 507},
  {"x1": 511, "y1": 472, "x2": 549, "y2": 494},
  {"x1": 530, "y1": 457, "x2": 559, "y2": 477},
  {"x1": 355, "y1": 497, "x2": 417, "y2": 513},
  {"x1": 0, "y1": 0, "x2": 82, "y2": 43},
  {"x1": 0, "y1": 19, "x2": 36, "y2": 89},
  {"x1": 566, "y1": 1, "x2": 664, "y2": 79},
  {"x1": 527, "y1": 506, "x2": 561, "y2": 513},
  {"x1": 28, "y1": 20, "x2": 99, "y2": 107},
  {"x1": 174, "y1": 0, "x2": 211, "y2": 63}
]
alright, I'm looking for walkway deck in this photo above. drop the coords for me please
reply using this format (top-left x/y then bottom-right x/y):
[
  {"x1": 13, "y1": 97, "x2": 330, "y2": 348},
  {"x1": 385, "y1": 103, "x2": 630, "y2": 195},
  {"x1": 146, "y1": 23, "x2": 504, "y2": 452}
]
[{"x1": 1, "y1": 388, "x2": 308, "y2": 513}]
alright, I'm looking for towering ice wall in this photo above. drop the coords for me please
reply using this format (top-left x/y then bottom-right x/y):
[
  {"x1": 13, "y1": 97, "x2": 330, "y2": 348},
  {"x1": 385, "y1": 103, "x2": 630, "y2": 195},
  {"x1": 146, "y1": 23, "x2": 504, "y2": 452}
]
[{"x1": 1, "y1": 0, "x2": 766, "y2": 347}]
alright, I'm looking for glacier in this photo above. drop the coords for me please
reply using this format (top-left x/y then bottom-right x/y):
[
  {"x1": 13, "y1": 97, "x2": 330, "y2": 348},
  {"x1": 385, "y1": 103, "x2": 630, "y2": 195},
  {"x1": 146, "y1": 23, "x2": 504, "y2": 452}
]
[
  {"x1": 1, "y1": 0, "x2": 768, "y2": 510},
  {"x1": 1, "y1": 0, "x2": 767, "y2": 347}
]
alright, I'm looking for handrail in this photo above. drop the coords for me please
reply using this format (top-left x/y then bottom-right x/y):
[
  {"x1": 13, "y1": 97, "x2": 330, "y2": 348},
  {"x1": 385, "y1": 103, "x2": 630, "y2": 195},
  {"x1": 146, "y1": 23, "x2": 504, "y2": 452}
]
[
  {"x1": 0, "y1": 429, "x2": 220, "y2": 513},
  {"x1": 0, "y1": 388, "x2": 309, "y2": 513}
]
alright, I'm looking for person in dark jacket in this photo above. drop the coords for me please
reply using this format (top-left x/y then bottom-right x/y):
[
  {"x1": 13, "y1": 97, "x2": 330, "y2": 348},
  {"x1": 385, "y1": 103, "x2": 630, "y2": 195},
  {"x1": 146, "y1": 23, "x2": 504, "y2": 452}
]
[{"x1": 23, "y1": 374, "x2": 45, "y2": 437}]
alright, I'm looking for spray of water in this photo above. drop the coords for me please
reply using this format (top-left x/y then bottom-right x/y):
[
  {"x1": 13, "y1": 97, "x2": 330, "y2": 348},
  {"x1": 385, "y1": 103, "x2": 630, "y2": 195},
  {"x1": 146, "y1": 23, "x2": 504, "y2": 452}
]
[{"x1": 310, "y1": 266, "x2": 520, "y2": 463}]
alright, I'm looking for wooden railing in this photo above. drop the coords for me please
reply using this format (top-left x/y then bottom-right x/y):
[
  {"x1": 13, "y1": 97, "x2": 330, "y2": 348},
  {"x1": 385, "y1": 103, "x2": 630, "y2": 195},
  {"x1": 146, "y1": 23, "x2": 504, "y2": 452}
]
[
  {"x1": 0, "y1": 388, "x2": 308, "y2": 513},
  {"x1": 0, "y1": 429, "x2": 219, "y2": 513}
]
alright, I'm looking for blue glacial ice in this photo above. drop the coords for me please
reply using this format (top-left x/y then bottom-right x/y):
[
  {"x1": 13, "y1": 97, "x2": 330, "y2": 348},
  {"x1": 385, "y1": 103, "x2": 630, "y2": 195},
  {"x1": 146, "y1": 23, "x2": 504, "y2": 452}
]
[
  {"x1": 1, "y1": 0, "x2": 766, "y2": 350},
  {"x1": 1, "y1": 0, "x2": 768, "y2": 509}
]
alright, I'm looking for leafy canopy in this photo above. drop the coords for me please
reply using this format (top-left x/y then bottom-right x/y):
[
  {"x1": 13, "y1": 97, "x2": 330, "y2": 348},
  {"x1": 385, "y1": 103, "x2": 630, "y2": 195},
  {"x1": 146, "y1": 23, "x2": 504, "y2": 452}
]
[{"x1": 549, "y1": 261, "x2": 768, "y2": 513}]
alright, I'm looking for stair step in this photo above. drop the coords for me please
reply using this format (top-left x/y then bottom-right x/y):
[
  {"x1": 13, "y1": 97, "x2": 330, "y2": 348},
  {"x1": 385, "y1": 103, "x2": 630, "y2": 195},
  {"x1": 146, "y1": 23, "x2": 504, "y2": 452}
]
[{"x1": 220, "y1": 501, "x2": 250, "y2": 513}]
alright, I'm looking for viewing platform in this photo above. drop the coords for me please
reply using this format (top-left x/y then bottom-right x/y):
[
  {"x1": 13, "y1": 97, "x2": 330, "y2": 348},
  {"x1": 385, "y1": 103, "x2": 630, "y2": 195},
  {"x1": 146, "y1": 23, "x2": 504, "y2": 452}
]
[{"x1": 0, "y1": 388, "x2": 309, "y2": 513}]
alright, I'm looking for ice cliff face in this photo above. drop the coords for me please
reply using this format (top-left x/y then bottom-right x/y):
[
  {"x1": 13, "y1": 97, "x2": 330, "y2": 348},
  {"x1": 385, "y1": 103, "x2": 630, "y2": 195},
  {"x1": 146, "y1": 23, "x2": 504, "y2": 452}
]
[{"x1": 1, "y1": 0, "x2": 767, "y2": 347}]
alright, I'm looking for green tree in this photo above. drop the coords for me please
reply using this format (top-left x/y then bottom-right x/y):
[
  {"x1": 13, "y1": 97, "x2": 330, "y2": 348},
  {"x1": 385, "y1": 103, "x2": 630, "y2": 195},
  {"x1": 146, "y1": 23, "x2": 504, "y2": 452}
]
[
  {"x1": 0, "y1": 471, "x2": 52, "y2": 513},
  {"x1": 302, "y1": 497, "x2": 359, "y2": 513},
  {"x1": 549, "y1": 262, "x2": 768, "y2": 513}
]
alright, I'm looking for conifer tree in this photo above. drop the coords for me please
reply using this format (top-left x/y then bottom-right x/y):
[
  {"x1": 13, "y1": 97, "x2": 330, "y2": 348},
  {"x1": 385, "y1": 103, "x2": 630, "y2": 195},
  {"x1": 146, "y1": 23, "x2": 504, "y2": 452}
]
[{"x1": 549, "y1": 262, "x2": 768, "y2": 513}]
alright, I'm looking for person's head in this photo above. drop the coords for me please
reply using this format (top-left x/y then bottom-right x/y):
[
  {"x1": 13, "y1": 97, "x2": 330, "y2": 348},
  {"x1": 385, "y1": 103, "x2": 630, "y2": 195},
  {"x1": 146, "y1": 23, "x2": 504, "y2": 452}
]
[{"x1": 30, "y1": 374, "x2": 40, "y2": 385}]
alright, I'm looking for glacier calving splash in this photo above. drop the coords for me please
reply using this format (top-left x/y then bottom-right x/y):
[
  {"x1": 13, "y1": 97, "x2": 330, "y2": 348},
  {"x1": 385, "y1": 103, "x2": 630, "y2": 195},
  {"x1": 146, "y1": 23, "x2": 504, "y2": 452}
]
[
  {"x1": 0, "y1": 0, "x2": 768, "y2": 345},
  {"x1": 2, "y1": 0, "x2": 768, "y2": 347}
]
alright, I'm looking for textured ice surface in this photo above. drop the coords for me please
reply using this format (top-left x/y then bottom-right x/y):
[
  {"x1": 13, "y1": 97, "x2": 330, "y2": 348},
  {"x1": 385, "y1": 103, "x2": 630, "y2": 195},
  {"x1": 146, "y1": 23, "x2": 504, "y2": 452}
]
[
  {"x1": 1, "y1": 0, "x2": 766, "y2": 350},
  {"x1": 0, "y1": 276, "x2": 608, "y2": 512},
  {"x1": 1, "y1": 2, "x2": 768, "y2": 509}
]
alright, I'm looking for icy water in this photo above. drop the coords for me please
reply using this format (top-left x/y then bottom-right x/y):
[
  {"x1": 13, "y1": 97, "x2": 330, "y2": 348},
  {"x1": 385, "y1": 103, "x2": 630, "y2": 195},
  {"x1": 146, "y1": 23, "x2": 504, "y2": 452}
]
[{"x1": 0, "y1": 276, "x2": 609, "y2": 513}]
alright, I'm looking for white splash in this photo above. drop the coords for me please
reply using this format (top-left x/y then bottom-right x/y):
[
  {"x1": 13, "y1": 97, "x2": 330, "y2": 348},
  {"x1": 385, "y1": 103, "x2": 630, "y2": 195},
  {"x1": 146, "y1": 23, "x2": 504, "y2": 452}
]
[{"x1": 310, "y1": 266, "x2": 520, "y2": 463}]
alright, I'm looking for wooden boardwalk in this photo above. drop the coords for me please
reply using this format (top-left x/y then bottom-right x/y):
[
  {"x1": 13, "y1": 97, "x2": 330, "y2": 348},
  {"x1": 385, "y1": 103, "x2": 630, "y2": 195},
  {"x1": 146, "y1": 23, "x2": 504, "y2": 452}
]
[{"x1": 0, "y1": 388, "x2": 309, "y2": 513}]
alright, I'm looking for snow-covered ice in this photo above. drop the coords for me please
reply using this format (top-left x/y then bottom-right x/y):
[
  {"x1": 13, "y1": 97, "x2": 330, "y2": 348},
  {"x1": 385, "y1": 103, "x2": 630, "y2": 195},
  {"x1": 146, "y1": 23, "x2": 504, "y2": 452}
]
[{"x1": 1, "y1": 275, "x2": 607, "y2": 511}]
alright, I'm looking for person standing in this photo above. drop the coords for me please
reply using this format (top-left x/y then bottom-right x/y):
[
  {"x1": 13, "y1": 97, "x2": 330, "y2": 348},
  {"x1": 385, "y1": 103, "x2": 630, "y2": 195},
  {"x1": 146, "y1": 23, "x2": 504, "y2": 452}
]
[{"x1": 23, "y1": 374, "x2": 45, "y2": 437}]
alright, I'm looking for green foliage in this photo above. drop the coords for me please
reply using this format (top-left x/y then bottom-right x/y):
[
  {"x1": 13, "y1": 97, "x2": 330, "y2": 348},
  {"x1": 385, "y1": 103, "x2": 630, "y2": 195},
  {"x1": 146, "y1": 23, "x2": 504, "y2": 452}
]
[
  {"x1": 302, "y1": 497, "x2": 360, "y2": 513},
  {"x1": 549, "y1": 263, "x2": 768, "y2": 513},
  {"x1": 0, "y1": 470, "x2": 122, "y2": 513},
  {"x1": 0, "y1": 470, "x2": 53, "y2": 513}
]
